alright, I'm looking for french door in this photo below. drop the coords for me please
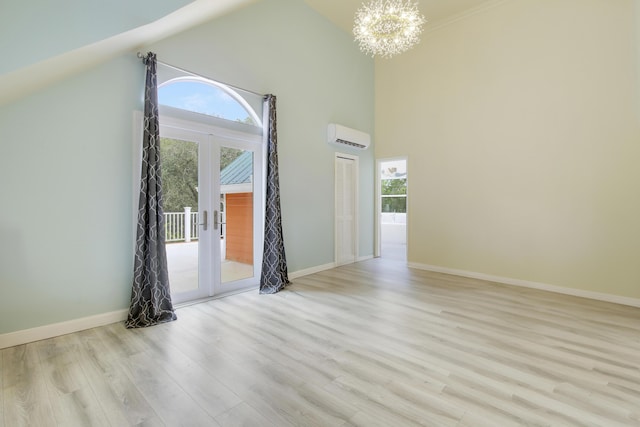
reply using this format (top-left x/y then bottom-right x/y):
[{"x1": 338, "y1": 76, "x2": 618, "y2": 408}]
[{"x1": 160, "y1": 120, "x2": 263, "y2": 304}]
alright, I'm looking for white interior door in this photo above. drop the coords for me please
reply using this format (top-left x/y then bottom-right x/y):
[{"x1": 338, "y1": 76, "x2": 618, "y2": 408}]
[{"x1": 335, "y1": 153, "x2": 358, "y2": 266}]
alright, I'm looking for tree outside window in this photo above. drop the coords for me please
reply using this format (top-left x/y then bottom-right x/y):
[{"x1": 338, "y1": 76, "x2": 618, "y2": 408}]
[{"x1": 381, "y1": 178, "x2": 406, "y2": 213}]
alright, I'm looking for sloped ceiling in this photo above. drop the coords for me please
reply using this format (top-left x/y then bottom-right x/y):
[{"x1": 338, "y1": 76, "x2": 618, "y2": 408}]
[
  {"x1": 1, "y1": 0, "x2": 503, "y2": 106},
  {"x1": 0, "y1": 0, "x2": 198, "y2": 75},
  {"x1": 0, "y1": 0, "x2": 257, "y2": 106}
]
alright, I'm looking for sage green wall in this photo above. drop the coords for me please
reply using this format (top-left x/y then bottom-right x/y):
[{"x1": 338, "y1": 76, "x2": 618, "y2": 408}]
[
  {"x1": 0, "y1": 56, "x2": 142, "y2": 334},
  {"x1": 375, "y1": 0, "x2": 640, "y2": 298},
  {"x1": 0, "y1": 0, "x2": 194, "y2": 74},
  {"x1": 0, "y1": 0, "x2": 374, "y2": 334}
]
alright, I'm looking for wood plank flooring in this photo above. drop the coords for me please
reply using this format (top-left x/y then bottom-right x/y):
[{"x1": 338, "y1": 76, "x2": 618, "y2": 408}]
[{"x1": 2, "y1": 258, "x2": 640, "y2": 426}]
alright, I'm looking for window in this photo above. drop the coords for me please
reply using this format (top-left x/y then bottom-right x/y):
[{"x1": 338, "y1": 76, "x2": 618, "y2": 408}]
[
  {"x1": 381, "y1": 177, "x2": 407, "y2": 213},
  {"x1": 158, "y1": 77, "x2": 260, "y2": 126}
]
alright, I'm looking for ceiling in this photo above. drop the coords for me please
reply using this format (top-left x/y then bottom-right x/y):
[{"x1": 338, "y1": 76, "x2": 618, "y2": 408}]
[
  {"x1": 1, "y1": 0, "x2": 496, "y2": 106},
  {"x1": 0, "y1": 0, "x2": 258, "y2": 106},
  {"x1": 303, "y1": 0, "x2": 494, "y2": 34}
]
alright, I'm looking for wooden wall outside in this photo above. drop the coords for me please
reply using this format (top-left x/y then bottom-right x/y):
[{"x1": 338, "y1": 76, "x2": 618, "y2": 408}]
[{"x1": 225, "y1": 193, "x2": 253, "y2": 264}]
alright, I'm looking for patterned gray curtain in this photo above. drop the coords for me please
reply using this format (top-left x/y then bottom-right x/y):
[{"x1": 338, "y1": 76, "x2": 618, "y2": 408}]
[
  {"x1": 260, "y1": 95, "x2": 290, "y2": 294},
  {"x1": 125, "y1": 52, "x2": 177, "y2": 328}
]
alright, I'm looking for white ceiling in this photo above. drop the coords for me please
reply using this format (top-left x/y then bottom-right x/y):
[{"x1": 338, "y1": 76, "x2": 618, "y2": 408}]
[{"x1": 303, "y1": 0, "x2": 494, "y2": 34}]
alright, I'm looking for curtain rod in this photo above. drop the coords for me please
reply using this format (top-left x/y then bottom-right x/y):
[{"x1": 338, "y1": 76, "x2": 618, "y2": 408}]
[{"x1": 137, "y1": 52, "x2": 266, "y2": 98}]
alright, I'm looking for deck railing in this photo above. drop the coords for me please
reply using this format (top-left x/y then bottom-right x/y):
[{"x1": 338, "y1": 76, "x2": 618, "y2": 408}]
[{"x1": 164, "y1": 207, "x2": 199, "y2": 243}]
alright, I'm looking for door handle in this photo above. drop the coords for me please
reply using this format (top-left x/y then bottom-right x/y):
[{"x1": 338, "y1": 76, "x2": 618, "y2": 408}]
[
  {"x1": 200, "y1": 210, "x2": 208, "y2": 231},
  {"x1": 213, "y1": 210, "x2": 219, "y2": 230}
]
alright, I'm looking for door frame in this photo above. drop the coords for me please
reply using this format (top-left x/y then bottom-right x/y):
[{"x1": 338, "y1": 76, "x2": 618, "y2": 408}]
[{"x1": 375, "y1": 156, "x2": 408, "y2": 260}]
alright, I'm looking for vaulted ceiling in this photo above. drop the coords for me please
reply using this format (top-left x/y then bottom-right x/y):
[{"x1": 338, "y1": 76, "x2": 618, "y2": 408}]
[
  {"x1": 0, "y1": 0, "x2": 258, "y2": 106},
  {"x1": 0, "y1": 0, "x2": 497, "y2": 106}
]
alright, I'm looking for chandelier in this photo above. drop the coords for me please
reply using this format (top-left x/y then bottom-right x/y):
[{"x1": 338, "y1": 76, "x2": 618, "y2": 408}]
[{"x1": 353, "y1": 0, "x2": 426, "y2": 58}]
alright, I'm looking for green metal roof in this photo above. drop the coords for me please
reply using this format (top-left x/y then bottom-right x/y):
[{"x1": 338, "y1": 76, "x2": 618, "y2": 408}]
[{"x1": 220, "y1": 151, "x2": 253, "y2": 185}]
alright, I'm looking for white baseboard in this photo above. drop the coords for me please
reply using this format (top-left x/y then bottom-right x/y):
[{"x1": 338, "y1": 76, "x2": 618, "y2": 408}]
[
  {"x1": 10, "y1": 260, "x2": 634, "y2": 350},
  {"x1": 408, "y1": 262, "x2": 640, "y2": 308},
  {"x1": 357, "y1": 255, "x2": 374, "y2": 262},
  {"x1": 0, "y1": 309, "x2": 129, "y2": 350},
  {"x1": 289, "y1": 262, "x2": 337, "y2": 280}
]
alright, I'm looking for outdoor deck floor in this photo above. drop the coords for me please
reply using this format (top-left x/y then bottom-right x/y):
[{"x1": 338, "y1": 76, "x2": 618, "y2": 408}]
[
  {"x1": 165, "y1": 242, "x2": 253, "y2": 294},
  {"x1": 167, "y1": 241, "x2": 404, "y2": 295}
]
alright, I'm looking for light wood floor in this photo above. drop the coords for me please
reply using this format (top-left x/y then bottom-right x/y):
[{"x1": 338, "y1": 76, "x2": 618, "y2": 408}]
[{"x1": 2, "y1": 258, "x2": 640, "y2": 426}]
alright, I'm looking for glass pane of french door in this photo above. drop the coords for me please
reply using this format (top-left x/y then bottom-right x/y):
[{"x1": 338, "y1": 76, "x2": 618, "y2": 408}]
[
  {"x1": 160, "y1": 129, "x2": 211, "y2": 303},
  {"x1": 219, "y1": 147, "x2": 254, "y2": 287}
]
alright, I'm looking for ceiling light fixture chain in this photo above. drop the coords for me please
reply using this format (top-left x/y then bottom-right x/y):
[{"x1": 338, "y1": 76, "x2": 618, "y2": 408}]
[{"x1": 353, "y1": 0, "x2": 426, "y2": 58}]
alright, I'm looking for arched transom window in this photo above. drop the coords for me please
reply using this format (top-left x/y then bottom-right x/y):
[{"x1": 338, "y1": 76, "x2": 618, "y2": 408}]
[{"x1": 158, "y1": 76, "x2": 261, "y2": 127}]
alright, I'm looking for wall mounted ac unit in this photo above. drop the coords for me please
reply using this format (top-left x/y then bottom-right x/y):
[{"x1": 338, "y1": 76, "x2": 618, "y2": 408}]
[{"x1": 327, "y1": 123, "x2": 371, "y2": 150}]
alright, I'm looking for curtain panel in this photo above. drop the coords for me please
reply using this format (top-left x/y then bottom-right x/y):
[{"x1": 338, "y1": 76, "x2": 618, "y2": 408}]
[
  {"x1": 260, "y1": 94, "x2": 290, "y2": 294},
  {"x1": 125, "y1": 52, "x2": 177, "y2": 328}
]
